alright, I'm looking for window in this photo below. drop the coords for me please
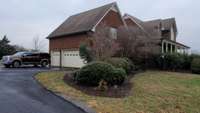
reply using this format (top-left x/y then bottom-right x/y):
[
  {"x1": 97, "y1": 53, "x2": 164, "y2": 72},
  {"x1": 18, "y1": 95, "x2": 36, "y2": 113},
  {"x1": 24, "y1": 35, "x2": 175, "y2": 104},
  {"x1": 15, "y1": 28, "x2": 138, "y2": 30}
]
[
  {"x1": 110, "y1": 27, "x2": 117, "y2": 39},
  {"x1": 23, "y1": 52, "x2": 33, "y2": 57}
]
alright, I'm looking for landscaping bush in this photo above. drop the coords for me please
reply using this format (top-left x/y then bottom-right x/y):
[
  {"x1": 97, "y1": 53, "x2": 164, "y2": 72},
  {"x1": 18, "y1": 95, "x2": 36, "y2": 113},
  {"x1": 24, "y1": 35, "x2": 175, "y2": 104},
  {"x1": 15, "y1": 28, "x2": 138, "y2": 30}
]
[
  {"x1": 74, "y1": 61, "x2": 127, "y2": 86},
  {"x1": 105, "y1": 57, "x2": 134, "y2": 74},
  {"x1": 107, "y1": 68, "x2": 126, "y2": 85},
  {"x1": 130, "y1": 54, "x2": 161, "y2": 70},
  {"x1": 191, "y1": 58, "x2": 200, "y2": 74},
  {"x1": 156, "y1": 53, "x2": 192, "y2": 71}
]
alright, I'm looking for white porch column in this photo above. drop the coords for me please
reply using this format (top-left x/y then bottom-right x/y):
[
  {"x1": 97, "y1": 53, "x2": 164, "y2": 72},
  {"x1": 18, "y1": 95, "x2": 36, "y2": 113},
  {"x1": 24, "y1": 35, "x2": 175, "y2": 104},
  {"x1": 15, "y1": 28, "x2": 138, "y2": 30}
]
[
  {"x1": 170, "y1": 44, "x2": 173, "y2": 53},
  {"x1": 165, "y1": 42, "x2": 168, "y2": 53},
  {"x1": 175, "y1": 46, "x2": 177, "y2": 53},
  {"x1": 162, "y1": 41, "x2": 164, "y2": 53},
  {"x1": 181, "y1": 49, "x2": 184, "y2": 54}
]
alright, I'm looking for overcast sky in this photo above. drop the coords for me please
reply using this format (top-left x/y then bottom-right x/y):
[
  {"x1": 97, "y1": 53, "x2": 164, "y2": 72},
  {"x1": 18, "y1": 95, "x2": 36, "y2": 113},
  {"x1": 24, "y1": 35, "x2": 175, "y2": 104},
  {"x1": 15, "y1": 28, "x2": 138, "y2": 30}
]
[{"x1": 0, "y1": 0, "x2": 199, "y2": 52}]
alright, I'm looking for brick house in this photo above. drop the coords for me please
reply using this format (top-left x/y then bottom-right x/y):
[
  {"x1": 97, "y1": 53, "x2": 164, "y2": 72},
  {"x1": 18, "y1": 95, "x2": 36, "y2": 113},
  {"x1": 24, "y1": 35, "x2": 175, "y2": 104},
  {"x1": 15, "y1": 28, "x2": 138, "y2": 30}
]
[
  {"x1": 47, "y1": 2, "x2": 125, "y2": 68},
  {"x1": 123, "y1": 14, "x2": 190, "y2": 54},
  {"x1": 47, "y1": 2, "x2": 189, "y2": 68}
]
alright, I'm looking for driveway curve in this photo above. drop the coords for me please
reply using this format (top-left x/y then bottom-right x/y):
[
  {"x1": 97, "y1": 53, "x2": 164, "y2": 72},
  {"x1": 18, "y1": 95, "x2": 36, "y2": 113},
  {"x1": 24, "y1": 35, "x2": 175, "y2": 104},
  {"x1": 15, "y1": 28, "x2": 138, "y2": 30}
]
[{"x1": 0, "y1": 67, "x2": 85, "y2": 113}]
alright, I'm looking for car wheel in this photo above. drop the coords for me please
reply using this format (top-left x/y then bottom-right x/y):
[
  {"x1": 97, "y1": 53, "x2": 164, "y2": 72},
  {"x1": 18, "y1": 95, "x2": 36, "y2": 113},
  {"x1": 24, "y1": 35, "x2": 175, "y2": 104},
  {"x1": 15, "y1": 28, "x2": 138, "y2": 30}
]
[
  {"x1": 4, "y1": 64, "x2": 10, "y2": 68},
  {"x1": 41, "y1": 61, "x2": 48, "y2": 67},
  {"x1": 13, "y1": 61, "x2": 21, "y2": 68}
]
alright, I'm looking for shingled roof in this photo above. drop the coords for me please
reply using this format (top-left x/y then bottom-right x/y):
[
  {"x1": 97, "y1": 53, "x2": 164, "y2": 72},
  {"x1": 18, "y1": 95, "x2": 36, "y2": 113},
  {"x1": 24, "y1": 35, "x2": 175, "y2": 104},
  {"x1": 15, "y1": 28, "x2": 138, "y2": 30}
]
[
  {"x1": 47, "y1": 2, "x2": 116, "y2": 38},
  {"x1": 124, "y1": 14, "x2": 177, "y2": 35},
  {"x1": 161, "y1": 18, "x2": 177, "y2": 32},
  {"x1": 143, "y1": 18, "x2": 177, "y2": 32}
]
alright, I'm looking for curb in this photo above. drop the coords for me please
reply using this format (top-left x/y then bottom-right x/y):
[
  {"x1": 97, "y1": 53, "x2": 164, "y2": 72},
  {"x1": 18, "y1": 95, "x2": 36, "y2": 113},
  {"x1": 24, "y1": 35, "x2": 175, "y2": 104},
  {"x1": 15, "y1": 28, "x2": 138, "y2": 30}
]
[
  {"x1": 55, "y1": 93, "x2": 96, "y2": 113},
  {"x1": 33, "y1": 72, "x2": 96, "y2": 113}
]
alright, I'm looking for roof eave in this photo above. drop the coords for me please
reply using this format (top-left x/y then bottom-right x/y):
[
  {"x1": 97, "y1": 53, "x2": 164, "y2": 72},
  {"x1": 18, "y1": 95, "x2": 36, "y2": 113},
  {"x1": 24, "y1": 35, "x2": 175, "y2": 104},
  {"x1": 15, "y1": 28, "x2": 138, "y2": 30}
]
[{"x1": 47, "y1": 30, "x2": 90, "y2": 39}]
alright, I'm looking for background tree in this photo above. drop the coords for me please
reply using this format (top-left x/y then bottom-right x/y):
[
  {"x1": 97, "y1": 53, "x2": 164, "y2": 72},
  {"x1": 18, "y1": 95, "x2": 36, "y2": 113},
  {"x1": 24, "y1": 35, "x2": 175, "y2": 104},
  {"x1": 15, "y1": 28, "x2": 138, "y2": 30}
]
[
  {"x1": 90, "y1": 24, "x2": 120, "y2": 61},
  {"x1": 32, "y1": 36, "x2": 46, "y2": 52},
  {"x1": 13, "y1": 45, "x2": 28, "y2": 52},
  {"x1": 118, "y1": 25, "x2": 159, "y2": 68},
  {"x1": 79, "y1": 24, "x2": 120, "y2": 62},
  {"x1": 79, "y1": 43, "x2": 93, "y2": 63},
  {"x1": 0, "y1": 35, "x2": 16, "y2": 59}
]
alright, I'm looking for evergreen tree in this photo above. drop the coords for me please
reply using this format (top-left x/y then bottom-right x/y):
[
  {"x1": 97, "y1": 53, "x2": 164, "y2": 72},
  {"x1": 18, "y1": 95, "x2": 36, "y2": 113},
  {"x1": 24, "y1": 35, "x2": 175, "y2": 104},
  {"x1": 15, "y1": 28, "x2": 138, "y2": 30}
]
[{"x1": 0, "y1": 35, "x2": 16, "y2": 59}]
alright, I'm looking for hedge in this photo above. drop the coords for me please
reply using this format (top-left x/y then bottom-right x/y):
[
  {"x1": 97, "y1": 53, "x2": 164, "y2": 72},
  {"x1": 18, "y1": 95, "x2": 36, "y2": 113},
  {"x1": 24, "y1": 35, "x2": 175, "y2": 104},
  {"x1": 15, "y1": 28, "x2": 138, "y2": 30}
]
[
  {"x1": 74, "y1": 61, "x2": 127, "y2": 86},
  {"x1": 191, "y1": 58, "x2": 200, "y2": 74}
]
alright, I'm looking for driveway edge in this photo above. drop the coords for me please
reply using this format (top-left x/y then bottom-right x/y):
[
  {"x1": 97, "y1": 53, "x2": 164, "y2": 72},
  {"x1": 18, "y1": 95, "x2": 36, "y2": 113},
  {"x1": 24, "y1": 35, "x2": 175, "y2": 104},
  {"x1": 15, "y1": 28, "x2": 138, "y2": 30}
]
[{"x1": 33, "y1": 72, "x2": 96, "y2": 113}]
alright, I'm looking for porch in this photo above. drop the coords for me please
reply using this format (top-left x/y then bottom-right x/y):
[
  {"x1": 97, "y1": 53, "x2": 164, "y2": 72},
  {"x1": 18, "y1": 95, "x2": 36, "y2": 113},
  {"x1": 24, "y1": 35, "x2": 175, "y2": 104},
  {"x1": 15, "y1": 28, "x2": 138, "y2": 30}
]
[{"x1": 161, "y1": 39, "x2": 190, "y2": 54}]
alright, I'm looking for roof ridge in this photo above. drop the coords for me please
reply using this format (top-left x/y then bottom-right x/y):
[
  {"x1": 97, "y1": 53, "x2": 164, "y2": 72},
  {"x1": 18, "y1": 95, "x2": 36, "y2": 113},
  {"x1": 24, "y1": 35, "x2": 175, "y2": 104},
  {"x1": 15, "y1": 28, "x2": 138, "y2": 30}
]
[
  {"x1": 124, "y1": 13, "x2": 143, "y2": 22},
  {"x1": 69, "y1": 2, "x2": 116, "y2": 18},
  {"x1": 47, "y1": 2, "x2": 116, "y2": 38}
]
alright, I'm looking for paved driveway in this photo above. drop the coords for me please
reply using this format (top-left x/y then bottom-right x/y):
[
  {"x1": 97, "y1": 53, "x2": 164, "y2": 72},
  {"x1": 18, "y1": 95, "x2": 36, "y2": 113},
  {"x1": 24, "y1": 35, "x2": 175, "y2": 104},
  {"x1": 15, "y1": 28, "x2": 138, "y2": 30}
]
[{"x1": 0, "y1": 67, "x2": 85, "y2": 113}]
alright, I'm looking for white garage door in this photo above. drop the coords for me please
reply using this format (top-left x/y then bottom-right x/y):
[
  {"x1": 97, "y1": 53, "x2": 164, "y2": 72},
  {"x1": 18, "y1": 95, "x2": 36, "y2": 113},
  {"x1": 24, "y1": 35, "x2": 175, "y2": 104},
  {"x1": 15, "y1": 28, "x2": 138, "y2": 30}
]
[
  {"x1": 62, "y1": 50, "x2": 85, "y2": 68},
  {"x1": 51, "y1": 51, "x2": 60, "y2": 67}
]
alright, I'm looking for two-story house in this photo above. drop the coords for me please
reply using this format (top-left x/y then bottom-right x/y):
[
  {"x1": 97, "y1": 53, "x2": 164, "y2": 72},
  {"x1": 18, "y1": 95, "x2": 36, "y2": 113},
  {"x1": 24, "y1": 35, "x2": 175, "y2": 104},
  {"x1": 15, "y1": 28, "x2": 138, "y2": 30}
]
[{"x1": 47, "y1": 2, "x2": 189, "y2": 68}]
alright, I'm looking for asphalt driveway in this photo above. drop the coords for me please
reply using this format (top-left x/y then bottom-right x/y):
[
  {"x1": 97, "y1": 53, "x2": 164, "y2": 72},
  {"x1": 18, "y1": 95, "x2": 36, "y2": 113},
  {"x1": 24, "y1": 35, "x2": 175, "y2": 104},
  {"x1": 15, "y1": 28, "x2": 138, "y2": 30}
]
[{"x1": 0, "y1": 67, "x2": 85, "y2": 113}]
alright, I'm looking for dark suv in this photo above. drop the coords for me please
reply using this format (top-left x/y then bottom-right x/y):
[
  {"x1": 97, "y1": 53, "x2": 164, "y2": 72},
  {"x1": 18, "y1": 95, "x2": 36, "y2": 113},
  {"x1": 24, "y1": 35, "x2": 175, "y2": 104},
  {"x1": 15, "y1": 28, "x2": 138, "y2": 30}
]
[{"x1": 1, "y1": 52, "x2": 50, "y2": 68}]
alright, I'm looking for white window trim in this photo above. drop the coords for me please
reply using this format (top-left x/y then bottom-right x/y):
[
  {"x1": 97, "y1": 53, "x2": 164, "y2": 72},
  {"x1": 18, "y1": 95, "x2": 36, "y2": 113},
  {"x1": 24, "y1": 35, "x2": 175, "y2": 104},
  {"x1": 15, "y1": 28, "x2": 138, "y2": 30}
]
[{"x1": 110, "y1": 27, "x2": 117, "y2": 39}]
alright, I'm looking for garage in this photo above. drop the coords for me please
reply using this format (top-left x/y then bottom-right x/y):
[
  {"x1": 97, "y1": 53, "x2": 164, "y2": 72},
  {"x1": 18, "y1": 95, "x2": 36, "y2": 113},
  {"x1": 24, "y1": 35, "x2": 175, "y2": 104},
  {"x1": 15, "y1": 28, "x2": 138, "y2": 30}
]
[
  {"x1": 61, "y1": 50, "x2": 85, "y2": 68},
  {"x1": 51, "y1": 51, "x2": 60, "y2": 67}
]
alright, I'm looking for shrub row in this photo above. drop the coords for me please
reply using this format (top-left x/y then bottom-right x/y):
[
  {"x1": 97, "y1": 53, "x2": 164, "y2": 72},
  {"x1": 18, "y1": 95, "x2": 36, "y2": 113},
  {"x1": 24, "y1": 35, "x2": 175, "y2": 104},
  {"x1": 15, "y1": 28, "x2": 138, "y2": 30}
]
[
  {"x1": 129, "y1": 53, "x2": 200, "y2": 74},
  {"x1": 74, "y1": 61, "x2": 127, "y2": 86},
  {"x1": 154, "y1": 53, "x2": 200, "y2": 73},
  {"x1": 156, "y1": 53, "x2": 192, "y2": 70},
  {"x1": 191, "y1": 58, "x2": 200, "y2": 74}
]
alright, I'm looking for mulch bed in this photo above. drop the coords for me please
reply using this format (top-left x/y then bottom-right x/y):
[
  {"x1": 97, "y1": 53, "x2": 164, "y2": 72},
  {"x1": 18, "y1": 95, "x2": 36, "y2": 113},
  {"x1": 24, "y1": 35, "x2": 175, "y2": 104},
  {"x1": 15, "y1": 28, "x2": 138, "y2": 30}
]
[{"x1": 63, "y1": 73, "x2": 134, "y2": 98}]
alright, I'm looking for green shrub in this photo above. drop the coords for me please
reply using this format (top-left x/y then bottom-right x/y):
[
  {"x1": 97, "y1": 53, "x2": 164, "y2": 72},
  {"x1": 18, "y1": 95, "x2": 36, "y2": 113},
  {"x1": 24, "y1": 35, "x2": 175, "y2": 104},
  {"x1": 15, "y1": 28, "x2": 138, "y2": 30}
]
[
  {"x1": 105, "y1": 58, "x2": 133, "y2": 73},
  {"x1": 74, "y1": 61, "x2": 127, "y2": 86},
  {"x1": 107, "y1": 68, "x2": 126, "y2": 85},
  {"x1": 156, "y1": 53, "x2": 192, "y2": 71},
  {"x1": 191, "y1": 58, "x2": 200, "y2": 74},
  {"x1": 79, "y1": 43, "x2": 93, "y2": 63}
]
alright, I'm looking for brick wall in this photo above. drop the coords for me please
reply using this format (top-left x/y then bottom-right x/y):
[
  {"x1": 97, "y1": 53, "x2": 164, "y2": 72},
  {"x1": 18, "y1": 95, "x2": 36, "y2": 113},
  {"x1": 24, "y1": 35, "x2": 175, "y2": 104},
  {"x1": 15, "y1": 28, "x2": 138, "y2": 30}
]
[
  {"x1": 49, "y1": 10, "x2": 125, "y2": 51},
  {"x1": 49, "y1": 33, "x2": 88, "y2": 51}
]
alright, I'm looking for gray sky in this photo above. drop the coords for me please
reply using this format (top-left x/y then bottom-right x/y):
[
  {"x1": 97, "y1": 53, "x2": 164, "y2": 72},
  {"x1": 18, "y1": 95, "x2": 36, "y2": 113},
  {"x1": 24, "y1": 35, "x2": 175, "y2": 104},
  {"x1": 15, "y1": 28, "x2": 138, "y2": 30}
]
[{"x1": 0, "y1": 0, "x2": 199, "y2": 52}]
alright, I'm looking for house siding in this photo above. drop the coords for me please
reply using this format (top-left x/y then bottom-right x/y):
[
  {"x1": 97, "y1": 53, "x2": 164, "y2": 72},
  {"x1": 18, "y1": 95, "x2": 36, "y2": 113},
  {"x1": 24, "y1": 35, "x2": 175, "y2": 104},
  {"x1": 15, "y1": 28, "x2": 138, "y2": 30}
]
[
  {"x1": 49, "y1": 34, "x2": 88, "y2": 51},
  {"x1": 96, "y1": 10, "x2": 124, "y2": 29},
  {"x1": 124, "y1": 18, "x2": 137, "y2": 27},
  {"x1": 50, "y1": 10, "x2": 124, "y2": 51}
]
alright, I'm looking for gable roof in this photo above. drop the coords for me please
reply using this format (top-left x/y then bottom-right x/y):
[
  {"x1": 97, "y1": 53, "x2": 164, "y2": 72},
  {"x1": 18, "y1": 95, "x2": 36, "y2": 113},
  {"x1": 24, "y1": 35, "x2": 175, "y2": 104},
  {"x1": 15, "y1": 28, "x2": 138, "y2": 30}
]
[
  {"x1": 123, "y1": 14, "x2": 152, "y2": 38},
  {"x1": 47, "y1": 2, "x2": 117, "y2": 39},
  {"x1": 124, "y1": 14, "x2": 177, "y2": 35},
  {"x1": 143, "y1": 18, "x2": 177, "y2": 32},
  {"x1": 123, "y1": 14, "x2": 143, "y2": 24},
  {"x1": 161, "y1": 18, "x2": 177, "y2": 32}
]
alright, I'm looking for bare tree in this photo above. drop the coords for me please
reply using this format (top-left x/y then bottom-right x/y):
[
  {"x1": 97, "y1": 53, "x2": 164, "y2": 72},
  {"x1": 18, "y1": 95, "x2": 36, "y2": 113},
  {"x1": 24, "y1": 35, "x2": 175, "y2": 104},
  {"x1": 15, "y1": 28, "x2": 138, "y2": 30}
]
[
  {"x1": 118, "y1": 25, "x2": 159, "y2": 67},
  {"x1": 32, "y1": 36, "x2": 46, "y2": 52},
  {"x1": 89, "y1": 24, "x2": 120, "y2": 61},
  {"x1": 13, "y1": 45, "x2": 28, "y2": 52}
]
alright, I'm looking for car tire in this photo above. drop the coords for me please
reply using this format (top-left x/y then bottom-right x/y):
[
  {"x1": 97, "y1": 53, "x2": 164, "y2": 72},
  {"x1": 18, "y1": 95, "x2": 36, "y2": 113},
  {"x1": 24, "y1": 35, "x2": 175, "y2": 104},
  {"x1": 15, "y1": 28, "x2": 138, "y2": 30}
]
[
  {"x1": 12, "y1": 61, "x2": 21, "y2": 68},
  {"x1": 41, "y1": 61, "x2": 48, "y2": 67},
  {"x1": 4, "y1": 64, "x2": 10, "y2": 68}
]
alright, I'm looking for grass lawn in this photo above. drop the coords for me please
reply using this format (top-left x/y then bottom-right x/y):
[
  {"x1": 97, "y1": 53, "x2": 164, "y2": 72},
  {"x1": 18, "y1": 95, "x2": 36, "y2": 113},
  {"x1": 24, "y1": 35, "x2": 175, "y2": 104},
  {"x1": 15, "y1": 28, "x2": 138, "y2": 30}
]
[{"x1": 35, "y1": 71, "x2": 200, "y2": 113}]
